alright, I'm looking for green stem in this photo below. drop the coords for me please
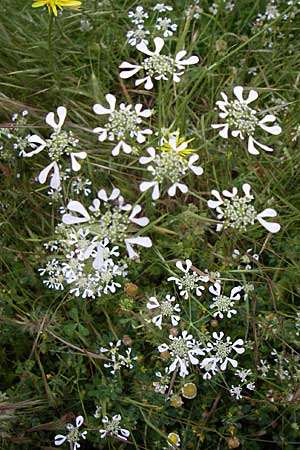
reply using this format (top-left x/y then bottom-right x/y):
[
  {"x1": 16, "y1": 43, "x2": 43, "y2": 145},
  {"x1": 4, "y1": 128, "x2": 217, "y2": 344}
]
[{"x1": 48, "y1": 14, "x2": 56, "y2": 78}]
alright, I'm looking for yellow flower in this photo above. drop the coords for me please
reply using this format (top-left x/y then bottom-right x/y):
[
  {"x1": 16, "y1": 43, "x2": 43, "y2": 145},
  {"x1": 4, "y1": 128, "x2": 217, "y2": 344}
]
[
  {"x1": 32, "y1": 0, "x2": 81, "y2": 16},
  {"x1": 159, "y1": 130, "x2": 195, "y2": 157}
]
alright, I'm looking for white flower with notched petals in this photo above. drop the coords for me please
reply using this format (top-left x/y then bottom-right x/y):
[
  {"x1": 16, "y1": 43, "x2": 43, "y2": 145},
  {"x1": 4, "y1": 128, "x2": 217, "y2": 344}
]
[
  {"x1": 128, "y1": 5, "x2": 148, "y2": 24},
  {"x1": 207, "y1": 183, "x2": 280, "y2": 233},
  {"x1": 62, "y1": 187, "x2": 152, "y2": 259},
  {"x1": 21, "y1": 106, "x2": 86, "y2": 189},
  {"x1": 152, "y1": 3, "x2": 173, "y2": 13},
  {"x1": 147, "y1": 294, "x2": 181, "y2": 329},
  {"x1": 158, "y1": 330, "x2": 205, "y2": 377},
  {"x1": 155, "y1": 17, "x2": 177, "y2": 38},
  {"x1": 139, "y1": 131, "x2": 203, "y2": 200},
  {"x1": 167, "y1": 259, "x2": 209, "y2": 299},
  {"x1": 212, "y1": 86, "x2": 281, "y2": 154},
  {"x1": 54, "y1": 415, "x2": 87, "y2": 450},
  {"x1": 200, "y1": 331, "x2": 245, "y2": 376},
  {"x1": 153, "y1": 368, "x2": 171, "y2": 394},
  {"x1": 119, "y1": 37, "x2": 199, "y2": 90},
  {"x1": 230, "y1": 385, "x2": 243, "y2": 400},
  {"x1": 126, "y1": 25, "x2": 150, "y2": 47},
  {"x1": 99, "y1": 414, "x2": 130, "y2": 441},
  {"x1": 209, "y1": 282, "x2": 243, "y2": 319},
  {"x1": 93, "y1": 94, "x2": 153, "y2": 156}
]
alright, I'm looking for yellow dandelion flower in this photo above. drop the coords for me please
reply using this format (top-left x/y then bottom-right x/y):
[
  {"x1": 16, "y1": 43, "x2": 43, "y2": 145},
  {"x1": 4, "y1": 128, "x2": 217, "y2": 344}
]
[{"x1": 32, "y1": 0, "x2": 81, "y2": 16}]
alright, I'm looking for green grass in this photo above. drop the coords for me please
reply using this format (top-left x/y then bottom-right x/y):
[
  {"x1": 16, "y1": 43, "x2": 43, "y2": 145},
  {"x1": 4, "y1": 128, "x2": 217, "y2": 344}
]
[{"x1": 1, "y1": 0, "x2": 300, "y2": 449}]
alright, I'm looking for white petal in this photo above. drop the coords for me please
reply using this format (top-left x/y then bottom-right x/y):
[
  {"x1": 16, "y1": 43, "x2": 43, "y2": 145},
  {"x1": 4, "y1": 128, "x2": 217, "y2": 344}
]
[
  {"x1": 258, "y1": 115, "x2": 281, "y2": 135},
  {"x1": 152, "y1": 315, "x2": 163, "y2": 328},
  {"x1": 188, "y1": 154, "x2": 203, "y2": 175},
  {"x1": 211, "y1": 123, "x2": 229, "y2": 138},
  {"x1": 176, "y1": 54, "x2": 199, "y2": 66},
  {"x1": 242, "y1": 183, "x2": 252, "y2": 198},
  {"x1": 135, "y1": 76, "x2": 153, "y2": 90},
  {"x1": 119, "y1": 64, "x2": 141, "y2": 79},
  {"x1": 168, "y1": 182, "x2": 188, "y2": 197},
  {"x1": 209, "y1": 282, "x2": 221, "y2": 296},
  {"x1": 46, "y1": 106, "x2": 67, "y2": 130},
  {"x1": 24, "y1": 135, "x2": 47, "y2": 156},
  {"x1": 140, "y1": 181, "x2": 160, "y2": 200},
  {"x1": 147, "y1": 296, "x2": 160, "y2": 309},
  {"x1": 245, "y1": 89, "x2": 258, "y2": 104},
  {"x1": 38, "y1": 161, "x2": 57, "y2": 185},
  {"x1": 233, "y1": 86, "x2": 245, "y2": 103},
  {"x1": 70, "y1": 152, "x2": 87, "y2": 171},
  {"x1": 257, "y1": 208, "x2": 280, "y2": 233},
  {"x1": 97, "y1": 188, "x2": 108, "y2": 201},
  {"x1": 139, "y1": 147, "x2": 156, "y2": 164},
  {"x1": 112, "y1": 140, "x2": 132, "y2": 156},
  {"x1": 153, "y1": 36, "x2": 165, "y2": 54},
  {"x1": 54, "y1": 435, "x2": 67, "y2": 446},
  {"x1": 125, "y1": 237, "x2": 152, "y2": 258},
  {"x1": 76, "y1": 416, "x2": 84, "y2": 427},
  {"x1": 248, "y1": 136, "x2": 273, "y2": 154},
  {"x1": 50, "y1": 163, "x2": 61, "y2": 189}
]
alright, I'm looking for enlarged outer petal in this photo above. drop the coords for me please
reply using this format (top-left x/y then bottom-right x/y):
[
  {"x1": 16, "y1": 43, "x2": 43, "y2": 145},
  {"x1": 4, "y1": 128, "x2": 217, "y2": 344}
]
[
  {"x1": 140, "y1": 181, "x2": 160, "y2": 200},
  {"x1": 176, "y1": 259, "x2": 192, "y2": 273},
  {"x1": 24, "y1": 135, "x2": 47, "y2": 157},
  {"x1": 54, "y1": 434, "x2": 67, "y2": 446},
  {"x1": 211, "y1": 123, "x2": 229, "y2": 138},
  {"x1": 242, "y1": 183, "x2": 253, "y2": 199},
  {"x1": 46, "y1": 106, "x2": 67, "y2": 131},
  {"x1": 119, "y1": 62, "x2": 141, "y2": 79},
  {"x1": 209, "y1": 282, "x2": 221, "y2": 297},
  {"x1": 136, "y1": 36, "x2": 164, "y2": 56},
  {"x1": 152, "y1": 314, "x2": 163, "y2": 329},
  {"x1": 258, "y1": 114, "x2": 281, "y2": 135},
  {"x1": 168, "y1": 182, "x2": 188, "y2": 197},
  {"x1": 70, "y1": 151, "x2": 87, "y2": 171},
  {"x1": 139, "y1": 147, "x2": 156, "y2": 164},
  {"x1": 136, "y1": 129, "x2": 152, "y2": 143},
  {"x1": 75, "y1": 416, "x2": 84, "y2": 428},
  {"x1": 125, "y1": 236, "x2": 152, "y2": 259},
  {"x1": 38, "y1": 161, "x2": 60, "y2": 189},
  {"x1": 135, "y1": 75, "x2": 154, "y2": 90},
  {"x1": 175, "y1": 50, "x2": 199, "y2": 67},
  {"x1": 129, "y1": 205, "x2": 149, "y2": 227},
  {"x1": 147, "y1": 296, "x2": 160, "y2": 309},
  {"x1": 93, "y1": 94, "x2": 116, "y2": 115},
  {"x1": 63, "y1": 200, "x2": 90, "y2": 224},
  {"x1": 112, "y1": 140, "x2": 132, "y2": 156},
  {"x1": 248, "y1": 136, "x2": 273, "y2": 155},
  {"x1": 188, "y1": 154, "x2": 203, "y2": 176},
  {"x1": 207, "y1": 189, "x2": 223, "y2": 209},
  {"x1": 233, "y1": 86, "x2": 258, "y2": 105},
  {"x1": 256, "y1": 208, "x2": 281, "y2": 233}
]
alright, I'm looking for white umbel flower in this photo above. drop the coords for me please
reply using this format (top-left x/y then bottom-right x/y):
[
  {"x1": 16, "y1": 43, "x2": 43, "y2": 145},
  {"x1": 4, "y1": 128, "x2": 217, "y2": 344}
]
[
  {"x1": 54, "y1": 415, "x2": 87, "y2": 450},
  {"x1": 139, "y1": 131, "x2": 203, "y2": 200},
  {"x1": 207, "y1": 183, "x2": 281, "y2": 233},
  {"x1": 119, "y1": 37, "x2": 199, "y2": 90},
  {"x1": 212, "y1": 86, "x2": 281, "y2": 154},
  {"x1": 93, "y1": 94, "x2": 153, "y2": 156},
  {"x1": 167, "y1": 259, "x2": 209, "y2": 299},
  {"x1": 22, "y1": 106, "x2": 86, "y2": 189},
  {"x1": 62, "y1": 187, "x2": 152, "y2": 259},
  {"x1": 200, "y1": 331, "x2": 245, "y2": 377},
  {"x1": 158, "y1": 330, "x2": 205, "y2": 377},
  {"x1": 209, "y1": 282, "x2": 243, "y2": 319},
  {"x1": 147, "y1": 294, "x2": 181, "y2": 329},
  {"x1": 99, "y1": 414, "x2": 130, "y2": 440}
]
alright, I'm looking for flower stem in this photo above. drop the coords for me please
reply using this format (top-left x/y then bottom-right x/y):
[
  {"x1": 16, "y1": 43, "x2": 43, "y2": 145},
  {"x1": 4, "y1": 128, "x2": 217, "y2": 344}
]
[{"x1": 48, "y1": 13, "x2": 56, "y2": 78}]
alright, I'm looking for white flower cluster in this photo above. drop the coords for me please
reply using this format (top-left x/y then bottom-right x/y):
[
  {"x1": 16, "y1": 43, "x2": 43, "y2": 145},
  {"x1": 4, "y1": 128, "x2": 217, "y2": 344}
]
[
  {"x1": 99, "y1": 414, "x2": 130, "y2": 441},
  {"x1": 62, "y1": 187, "x2": 152, "y2": 259},
  {"x1": 39, "y1": 230, "x2": 127, "y2": 299},
  {"x1": 147, "y1": 294, "x2": 181, "y2": 329},
  {"x1": 126, "y1": 4, "x2": 177, "y2": 47},
  {"x1": 93, "y1": 94, "x2": 153, "y2": 156},
  {"x1": 99, "y1": 340, "x2": 137, "y2": 375},
  {"x1": 209, "y1": 282, "x2": 243, "y2": 319},
  {"x1": 212, "y1": 86, "x2": 281, "y2": 155},
  {"x1": 55, "y1": 416, "x2": 87, "y2": 450},
  {"x1": 167, "y1": 259, "x2": 209, "y2": 299},
  {"x1": 21, "y1": 106, "x2": 87, "y2": 189},
  {"x1": 208, "y1": 183, "x2": 281, "y2": 233},
  {"x1": 120, "y1": 37, "x2": 199, "y2": 90},
  {"x1": 139, "y1": 130, "x2": 203, "y2": 200}
]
